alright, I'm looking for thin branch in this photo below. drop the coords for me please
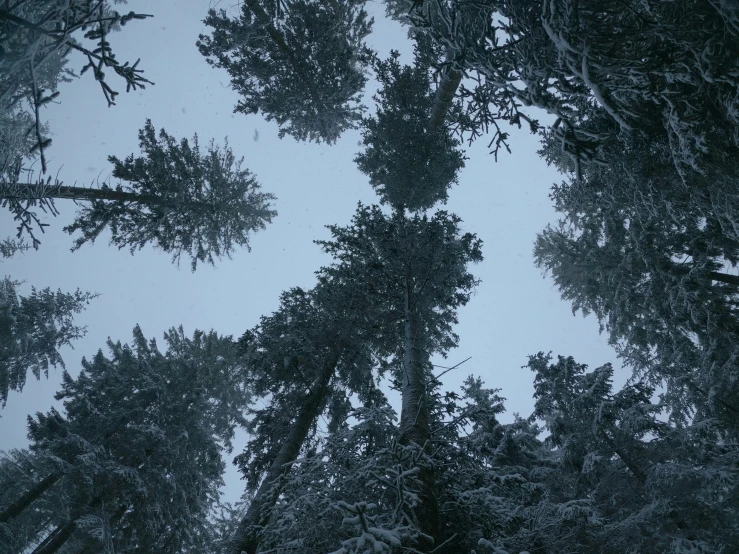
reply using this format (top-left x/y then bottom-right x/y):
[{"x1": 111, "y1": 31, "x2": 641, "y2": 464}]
[
  {"x1": 28, "y1": 61, "x2": 48, "y2": 174},
  {"x1": 433, "y1": 356, "x2": 471, "y2": 379}
]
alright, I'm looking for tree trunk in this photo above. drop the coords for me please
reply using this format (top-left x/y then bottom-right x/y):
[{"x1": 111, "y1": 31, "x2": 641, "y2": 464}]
[
  {"x1": 398, "y1": 284, "x2": 439, "y2": 550},
  {"x1": 1, "y1": 183, "x2": 159, "y2": 204},
  {"x1": 232, "y1": 347, "x2": 342, "y2": 554},
  {"x1": 668, "y1": 261, "x2": 739, "y2": 288},
  {"x1": 597, "y1": 429, "x2": 647, "y2": 485},
  {"x1": 32, "y1": 519, "x2": 76, "y2": 554},
  {"x1": 427, "y1": 49, "x2": 462, "y2": 139},
  {"x1": 399, "y1": 289, "x2": 431, "y2": 446},
  {"x1": 708, "y1": 270, "x2": 739, "y2": 287},
  {"x1": 0, "y1": 472, "x2": 61, "y2": 523}
]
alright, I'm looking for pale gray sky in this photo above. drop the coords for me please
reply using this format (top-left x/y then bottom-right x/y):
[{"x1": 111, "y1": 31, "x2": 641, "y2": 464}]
[{"x1": 0, "y1": 0, "x2": 622, "y2": 504}]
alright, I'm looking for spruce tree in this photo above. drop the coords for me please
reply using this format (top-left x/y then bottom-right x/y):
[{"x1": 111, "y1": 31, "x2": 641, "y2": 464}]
[
  {"x1": 316, "y1": 204, "x2": 483, "y2": 550},
  {"x1": 0, "y1": 325, "x2": 248, "y2": 553},
  {"x1": 390, "y1": 0, "x2": 739, "y2": 178},
  {"x1": 533, "y1": 170, "x2": 739, "y2": 429},
  {"x1": 2, "y1": 120, "x2": 277, "y2": 268},
  {"x1": 0, "y1": 278, "x2": 95, "y2": 407},
  {"x1": 252, "y1": 370, "x2": 546, "y2": 554},
  {"x1": 354, "y1": 50, "x2": 465, "y2": 211},
  {"x1": 197, "y1": 0, "x2": 373, "y2": 144},
  {"x1": 525, "y1": 352, "x2": 739, "y2": 554},
  {"x1": 231, "y1": 276, "x2": 394, "y2": 554}
]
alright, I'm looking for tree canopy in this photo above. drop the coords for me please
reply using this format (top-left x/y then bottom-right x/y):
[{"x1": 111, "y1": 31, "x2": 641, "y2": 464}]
[
  {"x1": 1, "y1": 325, "x2": 248, "y2": 553},
  {"x1": 0, "y1": 278, "x2": 95, "y2": 407},
  {"x1": 2, "y1": 2, "x2": 739, "y2": 554},
  {"x1": 2, "y1": 120, "x2": 277, "y2": 269},
  {"x1": 197, "y1": 0, "x2": 373, "y2": 143},
  {"x1": 355, "y1": 50, "x2": 466, "y2": 211}
]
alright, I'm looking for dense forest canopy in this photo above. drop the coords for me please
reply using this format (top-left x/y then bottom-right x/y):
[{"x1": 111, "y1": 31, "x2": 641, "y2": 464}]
[{"x1": 1, "y1": 1, "x2": 738, "y2": 553}]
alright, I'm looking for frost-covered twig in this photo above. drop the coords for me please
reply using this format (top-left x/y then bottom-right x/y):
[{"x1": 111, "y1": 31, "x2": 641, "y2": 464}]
[{"x1": 0, "y1": 2, "x2": 153, "y2": 172}]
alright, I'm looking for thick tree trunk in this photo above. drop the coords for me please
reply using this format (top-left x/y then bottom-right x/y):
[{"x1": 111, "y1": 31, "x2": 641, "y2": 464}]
[
  {"x1": 32, "y1": 519, "x2": 76, "y2": 554},
  {"x1": 427, "y1": 50, "x2": 463, "y2": 139},
  {"x1": 1, "y1": 183, "x2": 159, "y2": 204},
  {"x1": 398, "y1": 285, "x2": 439, "y2": 550},
  {"x1": 233, "y1": 347, "x2": 342, "y2": 554},
  {"x1": 708, "y1": 270, "x2": 739, "y2": 287},
  {"x1": 0, "y1": 472, "x2": 61, "y2": 523},
  {"x1": 399, "y1": 291, "x2": 430, "y2": 446}
]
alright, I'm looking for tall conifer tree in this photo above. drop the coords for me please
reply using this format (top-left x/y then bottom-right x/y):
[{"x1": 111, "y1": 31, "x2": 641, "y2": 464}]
[
  {"x1": 231, "y1": 281, "x2": 382, "y2": 554},
  {"x1": 316, "y1": 204, "x2": 482, "y2": 549},
  {"x1": 0, "y1": 326, "x2": 247, "y2": 553},
  {"x1": 2, "y1": 120, "x2": 276, "y2": 268},
  {"x1": 0, "y1": 278, "x2": 95, "y2": 407},
  {"x1": 197, "y1": 0, "x2": 373, "y2": 143}
]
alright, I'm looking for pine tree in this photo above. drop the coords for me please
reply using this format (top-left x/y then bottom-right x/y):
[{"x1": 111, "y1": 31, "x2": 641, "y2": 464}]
[
  {"x1": 533, "y1": 168, "x2": 739, "y2": 429},
  {"x1": 429, "y1": 376, "x2": 545, "y2": 553},
  {"x1": 354, "y1": 49, "x2": 465, "y2": 211},
  {"x1": 2, "y1": 120, "x2": 277, "y2": 268},
  {"x1": 1, "y1": 325, "x2": 248, "y2": 553},
  {"x1": 197, "y1": 0, "x2": 373, "y2": 144},
  {"x1": 252, "y1": 370, "x2": 546, "y2": 554},
  {"x1": 316, "y1": 204, "x2": 483, "y2": 550},
  {"x1": 231, "y1": 280, "x2": 387, "y2": 554},
  {"x1": 525, "y1": 352, "x2": 739, "y2": 554},
  {"x1": 228, "y1": 204, "x2": 482, "y2": 554},
  {"x1": 402, "y1": 0, "x2": 739, "y2": 176},
  {"x1": 538, "y1": 103, "x2": 739, "y2": 257},
  {"x1": 255, "y1": 398, "x2": 404, "y2": 554},
  {"x1": 383, "y1": 1, "x2": 488, "y2": 143},
  {"x1": 386, "y1": 0, "x2": 544, "y2": 156},
  {"x1": 0, "y1": 278, "x2": 95, "y2": 407}
]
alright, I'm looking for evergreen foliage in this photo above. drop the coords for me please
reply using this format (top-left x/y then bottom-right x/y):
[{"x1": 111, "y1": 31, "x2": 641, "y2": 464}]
[
  {"x1": 316, "y1": 204, "x2": 483, "y2": 362},
  {"x1": 0, "y1": 449, "x2": 61, "y2": 554},
  {"x1": 522, "y1": 352, "x2": 739, "y2": 554},
  {"x1": 197, "y1": 0, "x2": 373, "y2": 143},
  {"x1": 0, "y1": 325, "x2": 248, "y2": 553},
  {"x1": 403, "y1": 0, "x2": 739, "y2": 175},
  {"x1": 231, "y1": 280, "x2": 383, "y2": 554},
  {"x1": 0, "y1": 0, "x2": 152, "y2": 172},
  {"x1": 316, "y1": 204, "x2": 483, "y2": 549},
  {"x1": 0, "y1": 278, "x2": 95, "y2": 407},
  {"x1": 3, "y1": 2, "x2": 739, "y2": 553},
  {"x1": 252, "y1": 371, "x2": 546, "y2": 554},
  {"x1": 68, "y1": 120, "x2": 277, "y2": 270},
  {"x1": 234, "y1": 283, "x2": 380, "y2": 495},
  {"x1": 0, "y1": 238, "x2": 30, "y2": 258},
  {"x1": 354, "y1": 50, "x2": 465, "y2": 211},
  {"x1": 2, "y1": 120, "x2": 277, "y2": 268},
  {"x1": 534, "y1": 123, "x2": 739, "y2": 430},
  {"x1": 0, "y1": 108, "x2": 43, "y2": 182}
]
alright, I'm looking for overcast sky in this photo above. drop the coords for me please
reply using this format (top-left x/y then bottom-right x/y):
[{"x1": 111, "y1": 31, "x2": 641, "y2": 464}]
[{"x1": 0, "y1": 0, "x2": 624, "y2": 504}]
